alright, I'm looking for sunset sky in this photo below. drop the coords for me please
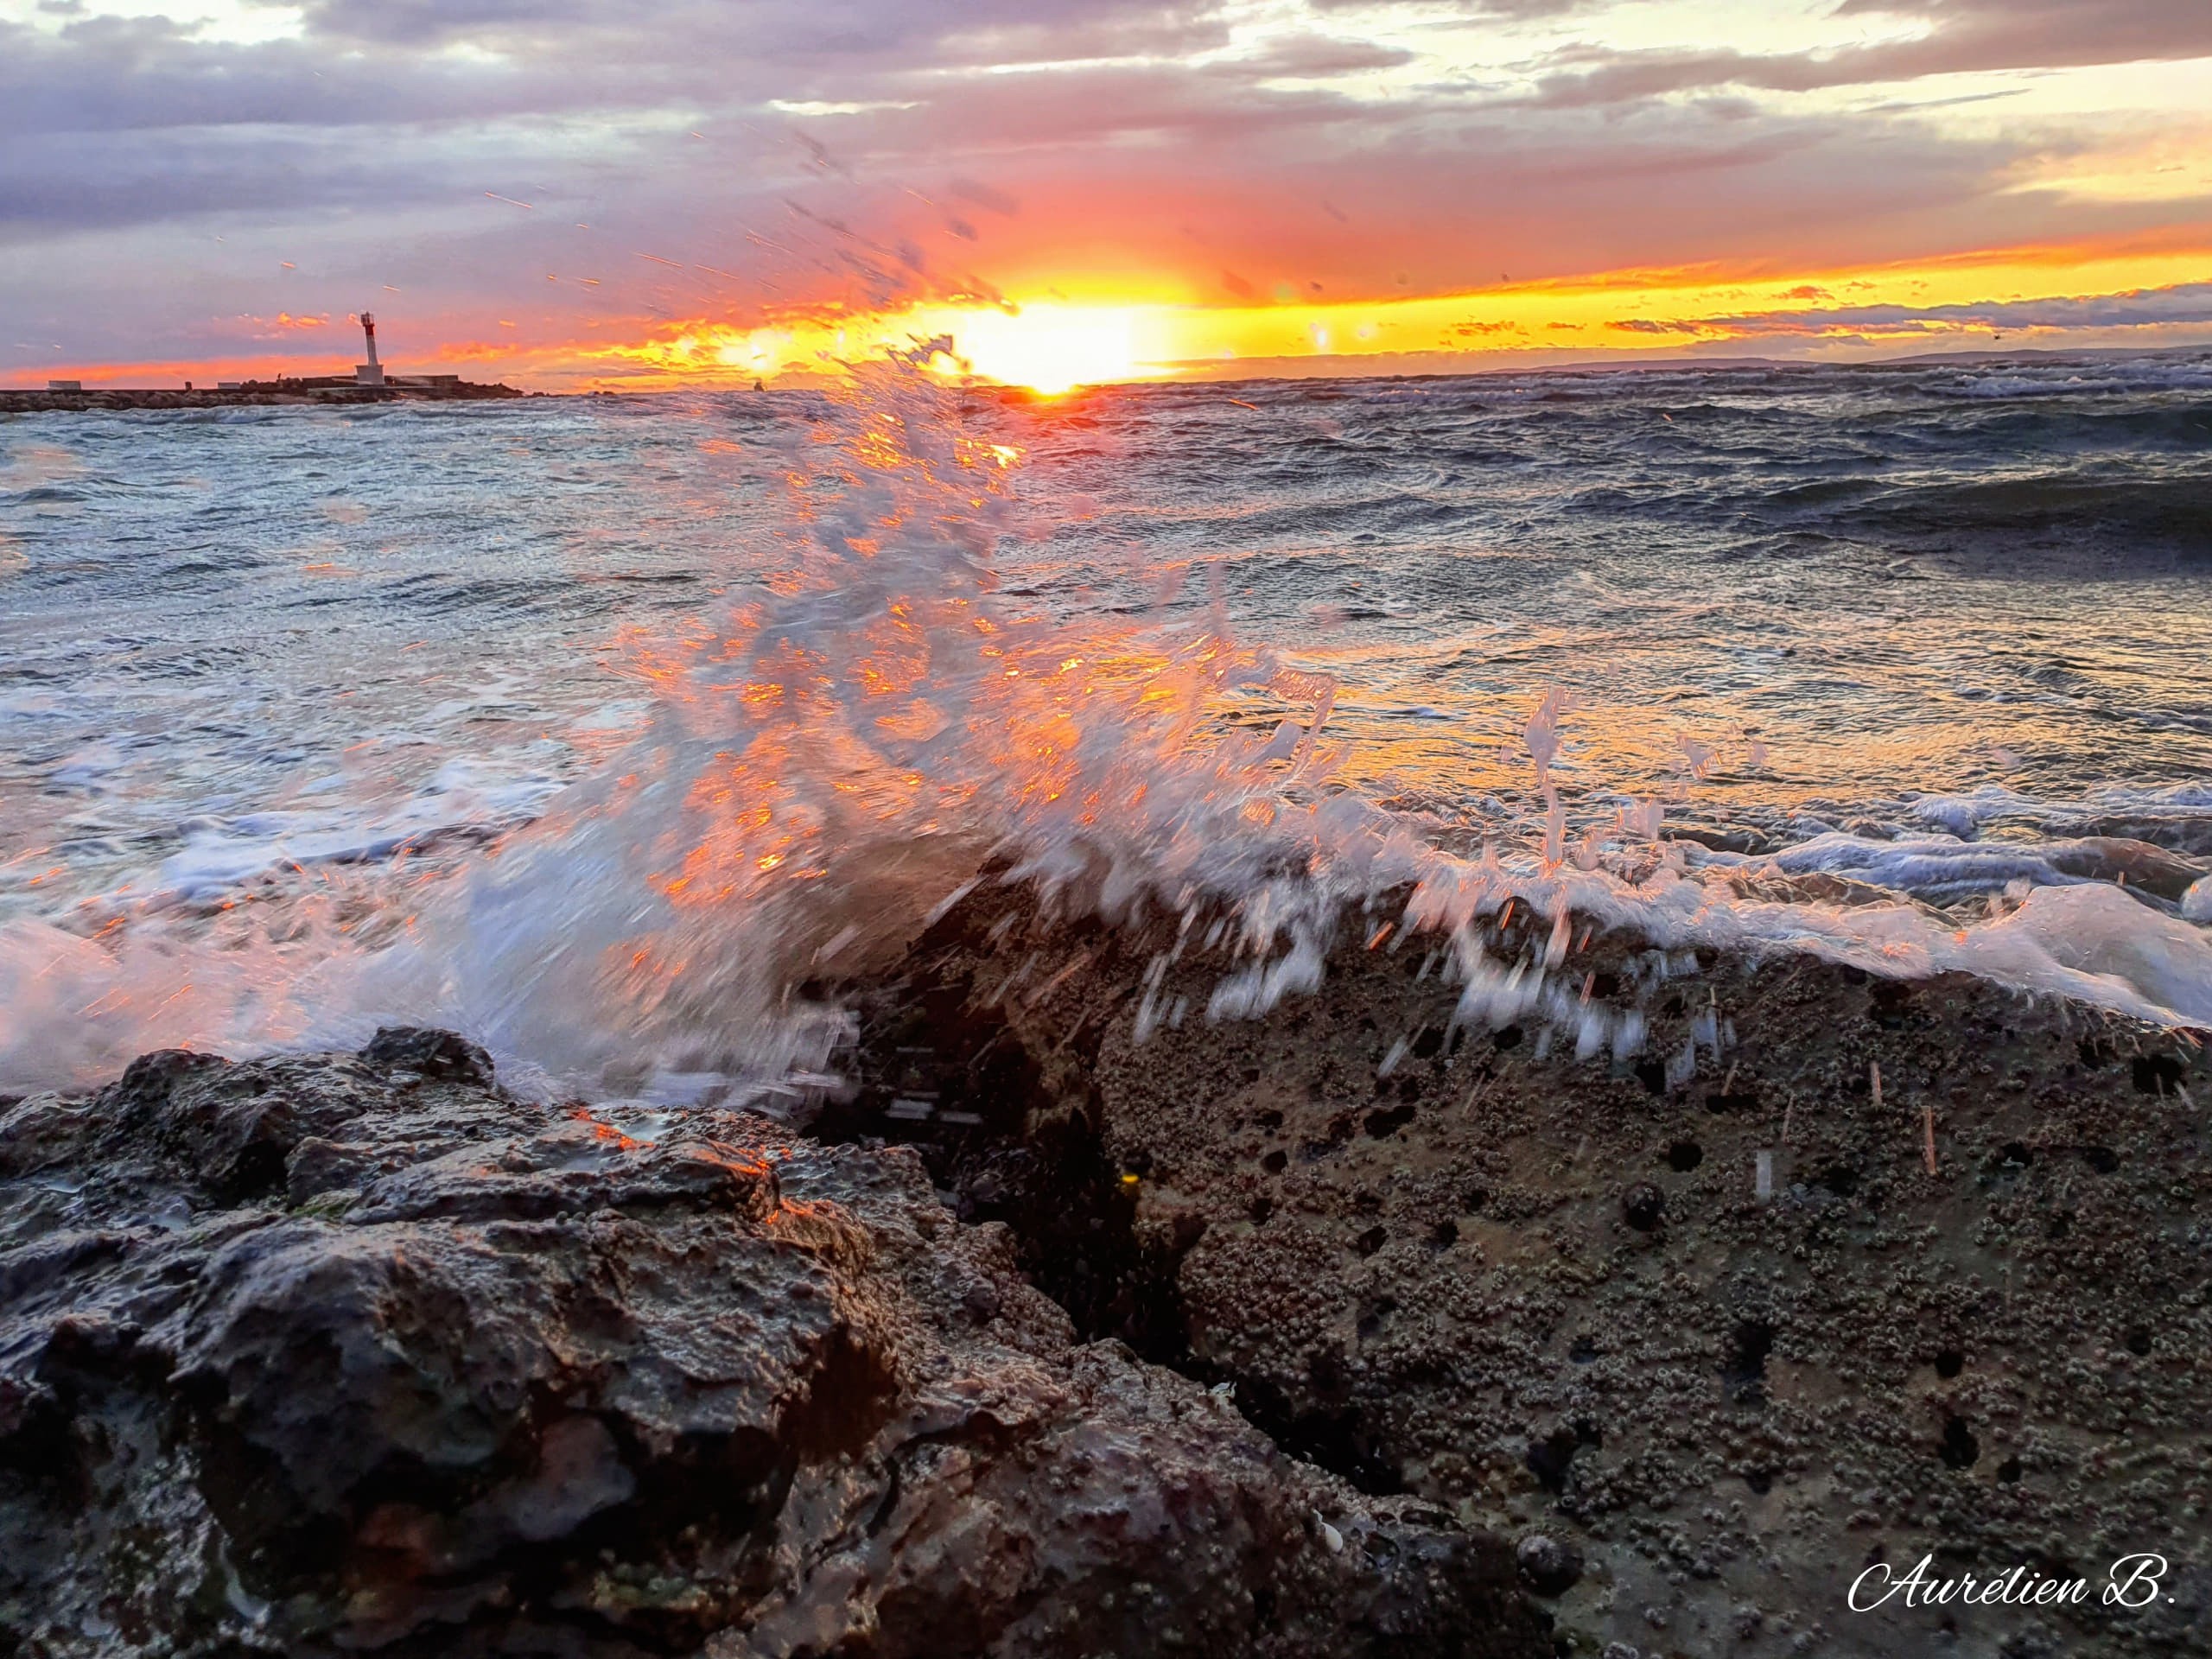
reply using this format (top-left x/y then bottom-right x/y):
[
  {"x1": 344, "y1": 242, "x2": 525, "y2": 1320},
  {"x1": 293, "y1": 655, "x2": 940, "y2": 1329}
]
[{"x1": 4, "y1": 0, "x2": 2211, "y2": 391}]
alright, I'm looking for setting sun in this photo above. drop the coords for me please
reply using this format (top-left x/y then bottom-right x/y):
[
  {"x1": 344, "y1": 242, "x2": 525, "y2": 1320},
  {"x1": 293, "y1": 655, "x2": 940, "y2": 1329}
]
[
  {"x1": 937, "y1": 304, "x2": 1141, "y2": 395},
  {"x1": 588, "y1": 300, "x2": 1154, "y2": 394}
]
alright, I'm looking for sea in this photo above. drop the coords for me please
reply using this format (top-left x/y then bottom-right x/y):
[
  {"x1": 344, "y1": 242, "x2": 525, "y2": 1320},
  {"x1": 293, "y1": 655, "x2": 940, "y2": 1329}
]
[{"x1": 3, "y1": 349, "x2": 2210, "y2": 1095}]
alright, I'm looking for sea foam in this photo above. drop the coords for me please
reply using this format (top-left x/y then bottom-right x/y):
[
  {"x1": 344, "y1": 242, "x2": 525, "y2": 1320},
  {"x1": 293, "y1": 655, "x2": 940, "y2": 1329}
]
[{"x1": 2, "y1": 359, "x2": 2207, "y2": 1095}]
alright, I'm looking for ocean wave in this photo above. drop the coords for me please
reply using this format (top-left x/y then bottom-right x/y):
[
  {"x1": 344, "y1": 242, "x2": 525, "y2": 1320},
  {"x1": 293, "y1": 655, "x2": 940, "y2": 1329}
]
[
  {"x1": 1945, "y1": 365, "x2": 2212, "y2": 398},
  {"x1": 1754, "y1": 471, "x2": 2212, "y2": 551},
  {"x1": 5, "y1": 358, "x2": 2209, "y2": 1100}
]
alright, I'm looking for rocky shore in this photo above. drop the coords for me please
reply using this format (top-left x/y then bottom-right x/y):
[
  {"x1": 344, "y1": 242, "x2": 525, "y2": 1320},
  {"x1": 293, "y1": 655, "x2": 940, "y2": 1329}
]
[
  {"x1": 0, "y1": 1028, "x2": 1541, "y2": 1657},
  {"x1": 0, "y1": 384, "x2": 524, "y2": 413},
  {"x1": 4, "y1": 884, "x2": 2209, "y2": 1657},
  {"x1": 823, "y1": 885, "x2": 2212, "y2": 1658}
]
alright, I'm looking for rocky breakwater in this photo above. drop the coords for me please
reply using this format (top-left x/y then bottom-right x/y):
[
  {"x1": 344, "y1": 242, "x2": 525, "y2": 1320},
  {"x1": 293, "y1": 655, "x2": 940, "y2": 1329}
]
[
  {"x1": 0, "y1": 1030, "x2": 1547, "y2": 1658},
  {"x1": 0, "y1": 384, "x2": 524, "y2": 412}
]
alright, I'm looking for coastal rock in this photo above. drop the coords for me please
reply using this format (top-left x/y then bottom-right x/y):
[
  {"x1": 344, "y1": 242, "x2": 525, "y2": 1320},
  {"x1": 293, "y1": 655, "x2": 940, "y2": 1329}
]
[
  {"x1": 1514, "y1": 1534, "x2": 1582, "y2": 1598},
  {"x1": 1618, "y1": 1181, "x2": 1663, "y2": 1231},
  {"x1": 2043, "y1": 836, "x2": 2208, "y2": 901},
  {"x1": 849, "y1": 884, "x2": 2212, "y2": 1659},
  {"x1": 0, "y1": 1033, "x2": 1546, "y2": 1658},
  {"x1": 0, "y1": 383, "x2": 524, "y2": 413}
]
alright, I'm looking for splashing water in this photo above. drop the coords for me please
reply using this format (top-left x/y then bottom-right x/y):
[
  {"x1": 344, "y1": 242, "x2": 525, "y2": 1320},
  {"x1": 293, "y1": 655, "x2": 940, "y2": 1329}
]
[
  {"x1": 360, "y1": 360, "x2": 1372, "y2": 1095},
  {"x1": 0, "y1": 362, "x2": 1359, "y2": 1094},
  {"x1": 3, "y1": 355, "x2": 2210, "y2": 1096}
]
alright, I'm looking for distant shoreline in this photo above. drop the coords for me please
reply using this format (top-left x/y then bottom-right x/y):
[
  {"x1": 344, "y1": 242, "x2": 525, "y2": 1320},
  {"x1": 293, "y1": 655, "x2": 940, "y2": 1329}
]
[
  {"x1": 0, "y1": 381, "x2": 527, "y2": 412},
  {"x1": 7, "y1": 339, "x2": 2203, "y2": 409}
]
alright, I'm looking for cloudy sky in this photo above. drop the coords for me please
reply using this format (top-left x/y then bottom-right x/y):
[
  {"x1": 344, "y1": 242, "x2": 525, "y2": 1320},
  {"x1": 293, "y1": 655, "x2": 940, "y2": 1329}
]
[{"x1": 3, "y1": 0, "x2": 2210, "y2": 387}]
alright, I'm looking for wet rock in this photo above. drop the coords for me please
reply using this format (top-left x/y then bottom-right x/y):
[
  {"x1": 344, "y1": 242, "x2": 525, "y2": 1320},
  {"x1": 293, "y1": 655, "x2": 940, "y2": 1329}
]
[
  {"x1": 886, "y1": 887, "x2": 2212, "y2": 1659},
  {"x1": 0, "y1": 1033, "x2": 1546, "y2": 1659},
  {"x1": 1515, "y1": 1532, "x2": 1583, "y2": 1597},
  {"x1": 1662, "y1": 824, "x2": 1777, "y2": 856},
  {"x1": 359, "y1": 1024, "x2": 499, "y2": 1085},
  {"x1": 2043, "y1": 836, "x2": 2207, "y2": 900},
  {"x1": 0, "y1": 1093, "x2": 93, "y2": 1179},
  {"x1": 1523, "y1": 1426, "x2": 1582, "y2": 1493},
  {"x1": 1620, "y1": 1182, "x2": 1665, "y2": 1231},
  {"x1": 1719, "y1": 868, "x2": 1904, "y2": 908}
]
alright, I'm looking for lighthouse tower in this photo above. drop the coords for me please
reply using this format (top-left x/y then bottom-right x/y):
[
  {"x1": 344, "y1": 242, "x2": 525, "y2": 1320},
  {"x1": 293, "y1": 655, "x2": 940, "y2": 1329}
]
[{"x1": 356, "y1": 313, "x2": 385, "y2": 387}]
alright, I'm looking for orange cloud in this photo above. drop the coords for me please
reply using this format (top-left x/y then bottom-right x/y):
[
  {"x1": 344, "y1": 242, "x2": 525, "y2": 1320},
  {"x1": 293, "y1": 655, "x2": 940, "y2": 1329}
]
[
  {"x1": 572, "y1": 234, "x2": 2212, "y2": 393},
  {"x1": 232, "y1": 312, "x2": 334, "y2": 340},
  {"x1": 17, "y1": 232, "x2": 2211, "y2": 396}
]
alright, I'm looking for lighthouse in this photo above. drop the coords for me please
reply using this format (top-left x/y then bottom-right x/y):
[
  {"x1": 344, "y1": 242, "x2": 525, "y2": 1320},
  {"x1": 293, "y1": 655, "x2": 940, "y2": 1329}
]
[{"x1": 356, "y1": 313, "x2": 385, "y2": 387}]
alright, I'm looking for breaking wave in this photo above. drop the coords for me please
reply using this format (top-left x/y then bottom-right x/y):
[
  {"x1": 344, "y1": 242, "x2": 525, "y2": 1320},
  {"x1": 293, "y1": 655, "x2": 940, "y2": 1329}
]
[{"x1": 3, "y1": 356, "x2": 2210, "y2": 1096}]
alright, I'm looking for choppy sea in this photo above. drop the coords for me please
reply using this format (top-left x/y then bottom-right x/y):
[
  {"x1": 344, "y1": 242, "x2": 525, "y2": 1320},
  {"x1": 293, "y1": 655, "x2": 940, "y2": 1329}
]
[{"x1": 4, "y1": 350, "x2": 2210, "y2": 1093}]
